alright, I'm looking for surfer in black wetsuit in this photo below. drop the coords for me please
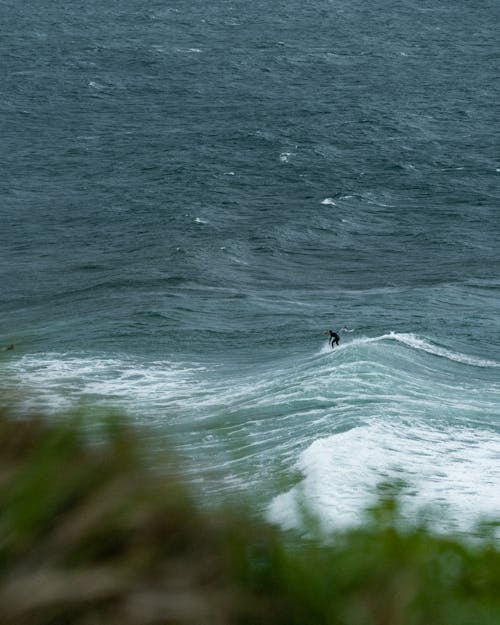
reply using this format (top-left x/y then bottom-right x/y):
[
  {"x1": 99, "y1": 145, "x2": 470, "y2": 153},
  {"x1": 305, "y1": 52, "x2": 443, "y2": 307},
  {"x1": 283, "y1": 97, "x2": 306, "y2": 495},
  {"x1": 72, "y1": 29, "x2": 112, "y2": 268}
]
[{"x1": 324, "y1": 330, "x2": 340, "y2": 349}]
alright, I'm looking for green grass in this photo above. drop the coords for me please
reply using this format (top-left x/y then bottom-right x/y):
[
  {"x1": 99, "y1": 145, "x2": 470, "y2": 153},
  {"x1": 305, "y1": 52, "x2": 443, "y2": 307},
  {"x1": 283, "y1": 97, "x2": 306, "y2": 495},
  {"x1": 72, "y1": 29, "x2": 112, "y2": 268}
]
[{"x1": 0, "y1": 407, "x2": 499, "y2": 625}]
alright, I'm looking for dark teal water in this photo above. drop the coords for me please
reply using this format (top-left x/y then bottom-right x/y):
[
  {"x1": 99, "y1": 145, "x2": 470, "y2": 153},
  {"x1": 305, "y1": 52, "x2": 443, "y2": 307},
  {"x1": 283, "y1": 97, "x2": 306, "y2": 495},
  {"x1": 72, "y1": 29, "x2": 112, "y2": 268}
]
[{"x1": 1, "y1": 0, "x2": 499, "y2": 533}]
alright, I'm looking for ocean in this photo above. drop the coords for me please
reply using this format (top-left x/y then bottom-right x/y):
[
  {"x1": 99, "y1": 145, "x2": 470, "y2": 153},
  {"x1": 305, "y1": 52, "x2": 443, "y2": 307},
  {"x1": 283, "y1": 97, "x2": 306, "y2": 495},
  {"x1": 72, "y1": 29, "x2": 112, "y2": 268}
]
[{"x1": 1, "y1": 0, "x2": 499, "y2": 535}]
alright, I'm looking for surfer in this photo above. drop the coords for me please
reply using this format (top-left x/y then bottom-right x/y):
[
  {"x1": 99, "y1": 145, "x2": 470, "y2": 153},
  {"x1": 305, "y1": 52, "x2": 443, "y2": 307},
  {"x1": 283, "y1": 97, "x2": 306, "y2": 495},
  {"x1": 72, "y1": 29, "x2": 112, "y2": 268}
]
[{"x1": 324, "y1": 330, "x2": 340, "y2": 349}]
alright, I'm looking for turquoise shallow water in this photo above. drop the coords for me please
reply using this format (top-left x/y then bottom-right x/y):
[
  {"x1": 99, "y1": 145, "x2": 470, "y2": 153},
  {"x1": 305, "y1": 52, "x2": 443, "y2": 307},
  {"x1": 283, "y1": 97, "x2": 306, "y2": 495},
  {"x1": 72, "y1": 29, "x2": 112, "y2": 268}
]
[{"x1": 1, "y1": 0, "x2": 499, "y2": 532}]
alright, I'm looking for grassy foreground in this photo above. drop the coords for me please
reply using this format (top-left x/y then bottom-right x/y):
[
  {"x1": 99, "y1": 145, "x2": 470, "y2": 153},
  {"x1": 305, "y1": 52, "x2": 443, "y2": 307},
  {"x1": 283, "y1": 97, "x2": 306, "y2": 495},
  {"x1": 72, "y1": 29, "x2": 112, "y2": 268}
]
[{"x1": 0, "y1": 408, "x2": 499, "y2": 625}]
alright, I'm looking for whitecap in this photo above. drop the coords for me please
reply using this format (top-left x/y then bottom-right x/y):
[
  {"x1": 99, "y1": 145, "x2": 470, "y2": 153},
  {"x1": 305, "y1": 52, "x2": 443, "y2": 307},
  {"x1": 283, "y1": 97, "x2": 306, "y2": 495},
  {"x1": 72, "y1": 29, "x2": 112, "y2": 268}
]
[
  {"x1": 326, "y1": 332, "x2": 500, "y2": 369},
  {"x1": 381, "y1": 332, "x2": 500, "y2": 368},
  {"x1": 175, "y1": 47, "x2": 202, "y2": 54}
]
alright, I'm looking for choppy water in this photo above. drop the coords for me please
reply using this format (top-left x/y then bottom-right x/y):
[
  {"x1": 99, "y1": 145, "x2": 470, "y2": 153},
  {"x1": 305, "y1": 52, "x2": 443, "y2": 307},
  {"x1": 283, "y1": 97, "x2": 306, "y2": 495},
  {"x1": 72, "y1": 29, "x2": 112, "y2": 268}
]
[{"x1": 1, "y1": 0, "x2": 499, "y2": 534}]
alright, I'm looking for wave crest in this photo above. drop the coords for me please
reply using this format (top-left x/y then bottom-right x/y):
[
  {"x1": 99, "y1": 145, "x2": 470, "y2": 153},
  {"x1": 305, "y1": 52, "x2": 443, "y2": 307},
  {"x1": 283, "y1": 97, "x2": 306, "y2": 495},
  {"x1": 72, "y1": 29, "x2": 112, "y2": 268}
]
[{"x1": 320, "y1": 332, "x2": 499, "y2": 368}]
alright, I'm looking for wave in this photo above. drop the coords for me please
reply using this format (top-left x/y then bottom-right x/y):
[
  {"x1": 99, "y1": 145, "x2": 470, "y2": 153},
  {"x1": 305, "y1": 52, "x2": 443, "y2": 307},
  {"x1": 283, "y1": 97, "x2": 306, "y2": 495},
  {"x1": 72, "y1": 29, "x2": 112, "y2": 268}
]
[
  {"x1": 3, "y1": 332, "x2": 499, "y2": 430},
  {"x1": 4, "y1": 333, "x2": 499, "y2": 428},
  {"x1": 378, "y1": 332, "x2": 500, "y2": 368},
  {"x1": 318, "y1": 332, "x2": 500, "y2": 369},
  {"x1": 266, "y1": 333, "x2": 500, "y2": 533}
]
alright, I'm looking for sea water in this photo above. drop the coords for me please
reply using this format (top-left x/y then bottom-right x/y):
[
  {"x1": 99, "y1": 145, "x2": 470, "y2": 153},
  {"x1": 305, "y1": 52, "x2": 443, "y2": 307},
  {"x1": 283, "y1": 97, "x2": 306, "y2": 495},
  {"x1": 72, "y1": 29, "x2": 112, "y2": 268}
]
[{"x1": 1, "y1": 0, "x2": 499, "y2": 535}]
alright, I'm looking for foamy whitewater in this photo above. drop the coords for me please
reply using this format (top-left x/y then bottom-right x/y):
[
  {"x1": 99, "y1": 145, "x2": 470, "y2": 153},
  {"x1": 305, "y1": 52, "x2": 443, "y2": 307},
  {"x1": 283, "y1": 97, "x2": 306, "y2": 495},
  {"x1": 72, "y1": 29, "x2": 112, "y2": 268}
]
[
  {"x1": 1, "y1": 0, "x2": 499, "y2": 535},
  {"x1": 3, "y1": 333, "x2": 500, "y2": 533}
]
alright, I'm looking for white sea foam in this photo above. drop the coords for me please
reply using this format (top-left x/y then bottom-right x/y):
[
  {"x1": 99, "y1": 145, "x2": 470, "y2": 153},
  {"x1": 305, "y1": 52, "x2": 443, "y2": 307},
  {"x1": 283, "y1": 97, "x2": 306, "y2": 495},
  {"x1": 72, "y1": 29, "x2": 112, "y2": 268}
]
[
  {"x1": 321, "y1": 198, "x2": 337, "y2": 206},
  {"x1": 2, "y1": 354, "x2": 210, "y2": 416},
  {"x1": 268, "y1": 421, "x2": 500, "y2": 534}
]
